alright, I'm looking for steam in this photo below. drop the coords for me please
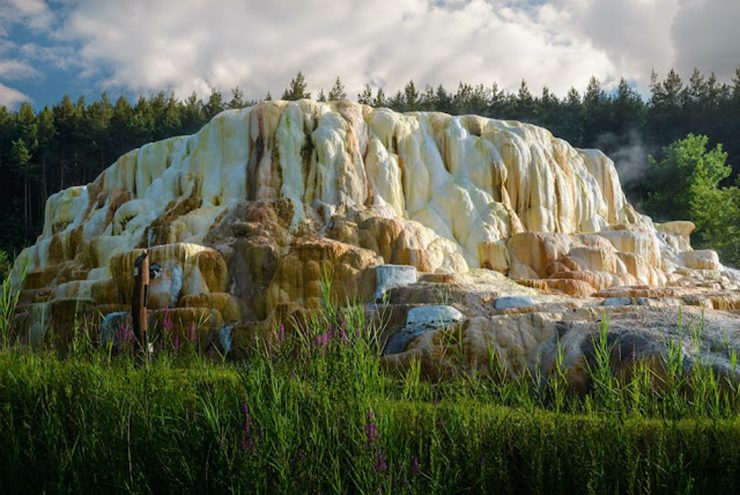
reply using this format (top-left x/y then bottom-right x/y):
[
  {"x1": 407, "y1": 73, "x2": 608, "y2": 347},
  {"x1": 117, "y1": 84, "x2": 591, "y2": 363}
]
[
  {"x1": 596, "y1": 130, "x2": 650, "y2": 186},
  {"x1": 594, "y1": 129, "x2": 655, "y2": 207}
]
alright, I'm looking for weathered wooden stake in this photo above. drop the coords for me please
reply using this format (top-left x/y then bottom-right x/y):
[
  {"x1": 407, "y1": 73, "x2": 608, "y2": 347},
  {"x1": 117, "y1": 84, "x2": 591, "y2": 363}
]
[{"x1": 132, "y1": 252, "x2": 149, "y2": 362}]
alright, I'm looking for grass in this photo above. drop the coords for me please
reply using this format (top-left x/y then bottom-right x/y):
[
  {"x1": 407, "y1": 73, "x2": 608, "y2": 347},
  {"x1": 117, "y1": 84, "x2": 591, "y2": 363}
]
[{"x1": 3, "y1": 271, "x2": 740, "y2": 492}]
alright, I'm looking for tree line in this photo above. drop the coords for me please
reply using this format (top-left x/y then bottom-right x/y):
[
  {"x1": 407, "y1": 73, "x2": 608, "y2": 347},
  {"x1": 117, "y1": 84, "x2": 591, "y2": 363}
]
[{"x1": 2, "y1": 68, "x2": 740, "y2": 257}]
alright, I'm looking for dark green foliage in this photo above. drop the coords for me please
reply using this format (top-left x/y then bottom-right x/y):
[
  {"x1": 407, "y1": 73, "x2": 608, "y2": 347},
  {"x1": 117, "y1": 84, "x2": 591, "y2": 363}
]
[
  {"x1": 328, "y1": 77, "x2": 346, "y2": 101},
  {"x1": 228, "y1": 87, "x2": 246, "y2": 109},
  {"x1": 645, "y1": 134, "x2": 740, "y2": 265},
  {"x1": 282, "y1": 71, "x2": 311, "y2": 101},
  {"x1": 357, "y1": 84, "x2": 373, "y2": 105},
  {"x1": 204, "y1": 88, "x2": 225, "y2": 120}
]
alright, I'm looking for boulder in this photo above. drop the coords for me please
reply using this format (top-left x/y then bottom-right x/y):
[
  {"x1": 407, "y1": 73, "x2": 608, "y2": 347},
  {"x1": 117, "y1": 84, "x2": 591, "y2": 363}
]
[
  {"x1": 384, "y1": 305, "x2": 463, "y2": 355},
  {"x1": 374, "y1": 264, "x2": 418, "y2": 301}
]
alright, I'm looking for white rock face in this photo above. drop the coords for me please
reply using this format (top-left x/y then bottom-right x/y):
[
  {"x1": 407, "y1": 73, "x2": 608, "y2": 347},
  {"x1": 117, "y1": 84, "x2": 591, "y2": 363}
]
[
  {"x1": 16, "y1": 100, "x2": 637, "y2": 273},
  {"x1": 11, "y1": 100, "x2": 734, "y2": 335}
]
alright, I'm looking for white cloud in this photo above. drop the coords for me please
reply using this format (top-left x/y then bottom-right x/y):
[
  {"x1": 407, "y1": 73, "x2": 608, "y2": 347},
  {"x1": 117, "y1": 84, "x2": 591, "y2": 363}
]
[
  {"x1": 3, "y1": 0, "x2": 737, "y2": 106},
  {"x1": 533, "y1": 0, "x2": 740, "y2": 92},
  {"x1": 0, "y1": 60, "x2": 42, "y2": 81},
  {"x1": 19, "y1": 43, "x2": 78, "y2": 71},
  {"x1": 0, "y1": 0, "x2": 54, "y2": 35},
  {"x1": 55, "y1": 0, "x2": 623, "y2": 101},
  {"x1": 0, "y1": 82, "x2": 30, "y2": 108},
  {"x1": 671, "y1": 0, "x2": 740, "y2": 81}
]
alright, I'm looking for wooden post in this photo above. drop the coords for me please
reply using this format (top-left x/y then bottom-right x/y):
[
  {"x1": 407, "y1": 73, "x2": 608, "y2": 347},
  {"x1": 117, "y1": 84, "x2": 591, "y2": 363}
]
[{"x1": 132, "y1": 252, "x2": 149, "y2": 361}]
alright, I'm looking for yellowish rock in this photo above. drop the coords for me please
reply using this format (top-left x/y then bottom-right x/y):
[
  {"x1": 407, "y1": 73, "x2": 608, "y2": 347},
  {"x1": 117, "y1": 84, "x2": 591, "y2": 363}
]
[{"x1": 11, "y1": 100, "x2": 736, "y2": 340}]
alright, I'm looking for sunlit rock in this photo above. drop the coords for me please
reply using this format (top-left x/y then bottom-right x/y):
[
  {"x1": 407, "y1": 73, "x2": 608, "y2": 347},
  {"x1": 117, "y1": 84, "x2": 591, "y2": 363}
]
[{"x1": 11, "y1": 100, "x2": 738, "y2": 345}]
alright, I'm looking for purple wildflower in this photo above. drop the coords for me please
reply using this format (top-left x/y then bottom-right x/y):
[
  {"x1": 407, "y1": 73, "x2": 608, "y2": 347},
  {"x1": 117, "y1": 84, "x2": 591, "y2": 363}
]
[
  {"x1": 241, "y1": 404, "x2": 256, "y2": 454},
  {"x1": 341, "y1": 330, "x2": 349, "y2": 347},
  {"x1": 375, "y1": 450, "x2": 387, "y2": 473},
  {"x1": 116, "y1": 322, "x2": 133, "y2": 355},
  {"x1": 412, "y1": 457, "x2": 420, "y2": 475},
  {"x1": 322, "y1": 332, "x2": 329, "y2": 348},
  {"x1": 278, "y1": 323, "x2": 284, "y2": 345},
  {"x1": 436, "y1": 416, "x2": 446, "y2": 432},
  {"x1": 174, "y1": 334, "x2": 179, "y2": 351},
  {"x1": 163, "y1": 306, "x2": 172, "y2": 331},
  {"x1": 631, "y1": 346, "x2": 637, "y2": 361},
  {"x1": 364, "y1": 411, "x2": 378, "y2": 445},
  {"x1": 189, "y1": 324, "x2": 196, "y2": 343}
]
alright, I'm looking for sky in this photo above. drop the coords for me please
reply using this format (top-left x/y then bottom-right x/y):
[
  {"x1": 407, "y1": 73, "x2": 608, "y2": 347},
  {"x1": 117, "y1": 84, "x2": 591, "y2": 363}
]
[{"x1": 1, "y1": 0, "x2": 739, "y2": 109}]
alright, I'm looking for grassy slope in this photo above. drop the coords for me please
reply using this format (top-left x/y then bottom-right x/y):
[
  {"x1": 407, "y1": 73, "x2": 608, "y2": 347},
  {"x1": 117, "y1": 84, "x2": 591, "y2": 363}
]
[{"x1": 2, "y1": 307, "x2": 740, "y2": 494}]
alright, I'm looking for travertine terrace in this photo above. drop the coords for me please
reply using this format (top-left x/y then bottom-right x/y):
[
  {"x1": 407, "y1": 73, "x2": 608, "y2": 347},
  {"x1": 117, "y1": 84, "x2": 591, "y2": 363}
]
[{"x1": 12, "y1": 100, "x2": 740, "y2": 379}]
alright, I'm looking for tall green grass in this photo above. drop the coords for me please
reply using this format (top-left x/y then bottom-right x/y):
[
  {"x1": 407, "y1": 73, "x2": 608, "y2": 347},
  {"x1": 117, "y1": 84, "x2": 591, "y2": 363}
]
[{"x1": 2, "y1": 278, "x2": 740, "y2": 492}]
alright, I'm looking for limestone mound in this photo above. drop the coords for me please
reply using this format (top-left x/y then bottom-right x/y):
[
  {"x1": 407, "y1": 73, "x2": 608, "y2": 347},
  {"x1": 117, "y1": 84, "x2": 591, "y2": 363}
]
[{"x1": 9, "y1": 100, "x2": 740, "y2": 375}]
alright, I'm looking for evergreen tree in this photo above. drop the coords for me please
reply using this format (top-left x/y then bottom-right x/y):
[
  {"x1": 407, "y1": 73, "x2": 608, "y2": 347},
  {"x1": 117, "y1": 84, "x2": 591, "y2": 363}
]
[
  {"x1": 560, "y1": 87, "x2": 583, "y2": 145},
  {"x1": 454, "y1": 82, "x2": 473, "y2": 114},
  {"x1": 36, "y1": 105, "x2": 57, "y2": 209},
  {"x1": 582, "y1": 76, "x2": 607, "y2": 145},
  {"x1": 317, "y1": 89, "x2": 327, "y2": 102},
  {"x1": 160, "y1": 91, "x2": 182, "y2": 138},
  {"x1": 488, "y1": 83, "x2": 506, "y2": 117},
  {"x1": 434, "y1": 84, "x2": 452, "y2": 114},
  {"x1": 647, "y1": 69, "x2": 687, "y2": 144},
  {"x1": 282, "y1": 71, "x2": 311, "y2": 100},
  {"x1": 130, "y1": 95, "x2": 154, "y2": 145},
  {"x1": 403, "y1": 80, "x2": 420, "y2": 111},
  {"x1": 357, "y1": 84, "x2": 373, "y2": 105},
  {"x1": 229, "y1": 87, "x2": 246, "y2": 109},
  {"x1": 328, "y1": 77, "x2": 346, "y2": 101},
  {"x1": 181, "y1": 91, "x2": 205, "y2": 133},
  {"x1": 515, "y1": 79, "x2": 536, "y2": 119},
  {"x1": 373, "y1": 88, "x2": 386, "y2": 108},
  {"x1": 470, "y1": 84, "x2": 490, "y2": 116},
  {"x1": 612, "y1": 78, "x2": 644, "y2": 136},
  {"x1": 388, "y1": 90, "x2": 404, "y2": 111},
  {"x1": 87, "y1": 91, "x2": 114, "y2": 172},
  {"x1": 11, "y1": 138, "x2": 33, "y2": 234},
  {"x1": 52, "y1": 95, "x2": 79, "y2": 190},
  {"x1": 110, "y1": 95, "x2": 134, "y2": 158},
  {"x1": 420, "y1": 84, "x2": 435, "y2": 111},
  {"x1": 732, "y1": 67, "x2": 740, "y2": 103},
  {"x1": 538, "y1": 86, "x2": 560, "y2": 128},
  {"x1": 204, "y1": 88, "x2": 225, "y2": 120},
  {"x1": 15, "y1": 103, "x2": 39, "y2": 223}
]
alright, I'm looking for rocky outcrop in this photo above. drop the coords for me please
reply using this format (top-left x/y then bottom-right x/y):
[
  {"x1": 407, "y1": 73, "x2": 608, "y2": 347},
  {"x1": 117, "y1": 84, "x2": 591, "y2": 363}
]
[
  {"x1": 10, "y1": 101, "x2": 740, "y2": 363},
  {"x1": 379, "y1": 270, "x2": 740, "y2": 389}
]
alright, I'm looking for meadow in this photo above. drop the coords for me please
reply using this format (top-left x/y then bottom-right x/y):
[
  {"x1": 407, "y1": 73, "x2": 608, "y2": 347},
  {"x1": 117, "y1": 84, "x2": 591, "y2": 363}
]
[{"x1": 2, "y1": 276, "x2": 740, "y2": 493}]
